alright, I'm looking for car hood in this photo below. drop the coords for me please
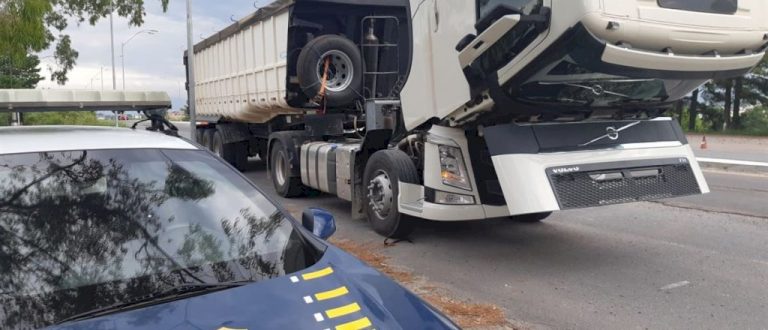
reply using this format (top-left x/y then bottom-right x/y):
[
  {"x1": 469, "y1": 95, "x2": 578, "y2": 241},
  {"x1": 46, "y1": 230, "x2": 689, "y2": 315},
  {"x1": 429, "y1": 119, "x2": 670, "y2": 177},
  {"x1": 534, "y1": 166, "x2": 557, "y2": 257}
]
[{"x1": 46, "y1": 246, "x2": 457, "y2": 330}]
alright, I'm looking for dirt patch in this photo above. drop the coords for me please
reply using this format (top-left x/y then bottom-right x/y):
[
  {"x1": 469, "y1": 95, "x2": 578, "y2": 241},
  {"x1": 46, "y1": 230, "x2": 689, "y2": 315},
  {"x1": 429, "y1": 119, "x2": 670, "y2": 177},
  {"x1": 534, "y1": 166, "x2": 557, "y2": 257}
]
[{"x1": 330, "y1": 238, "x2": 516, "y2": 329}]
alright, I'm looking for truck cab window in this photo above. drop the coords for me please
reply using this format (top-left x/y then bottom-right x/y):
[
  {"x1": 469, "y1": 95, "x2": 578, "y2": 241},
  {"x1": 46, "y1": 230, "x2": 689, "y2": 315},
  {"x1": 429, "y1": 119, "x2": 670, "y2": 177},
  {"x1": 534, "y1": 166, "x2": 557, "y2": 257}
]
[
  {"x1": 476, "y1": 0, "x2": 542, "y2": 20},
  {"x1": 658, "y1": 0, "x2": 738, "y2": 14}
]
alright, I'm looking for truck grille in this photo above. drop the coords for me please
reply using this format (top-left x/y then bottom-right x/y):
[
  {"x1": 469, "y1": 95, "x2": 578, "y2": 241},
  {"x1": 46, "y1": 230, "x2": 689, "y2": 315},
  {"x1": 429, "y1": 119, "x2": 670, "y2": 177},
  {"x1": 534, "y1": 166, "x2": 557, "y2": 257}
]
[{"x1": 549, "y1": 163, "x2": 701, "y2": 209}]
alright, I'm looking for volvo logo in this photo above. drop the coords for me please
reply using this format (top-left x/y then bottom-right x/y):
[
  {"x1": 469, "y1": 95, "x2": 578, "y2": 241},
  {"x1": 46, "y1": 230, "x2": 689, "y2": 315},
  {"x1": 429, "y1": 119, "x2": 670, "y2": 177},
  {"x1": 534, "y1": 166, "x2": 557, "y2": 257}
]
[
  {"x1": 579, "y1": 121, "x2": 642, "y2": 147},
  {"x1": 606, "y1": 127, "x2": 620, "y2": 140},
  {"x1": 552, "y1": 167, "x2": 581, "y2": 174}
]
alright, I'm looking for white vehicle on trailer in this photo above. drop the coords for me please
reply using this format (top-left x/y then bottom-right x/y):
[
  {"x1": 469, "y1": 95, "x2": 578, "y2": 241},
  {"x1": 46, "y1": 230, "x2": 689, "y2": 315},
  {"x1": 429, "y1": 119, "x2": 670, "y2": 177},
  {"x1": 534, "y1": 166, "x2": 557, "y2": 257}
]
[{"x1": 187, "y1": 0, "x2": 768, "y2": 238}]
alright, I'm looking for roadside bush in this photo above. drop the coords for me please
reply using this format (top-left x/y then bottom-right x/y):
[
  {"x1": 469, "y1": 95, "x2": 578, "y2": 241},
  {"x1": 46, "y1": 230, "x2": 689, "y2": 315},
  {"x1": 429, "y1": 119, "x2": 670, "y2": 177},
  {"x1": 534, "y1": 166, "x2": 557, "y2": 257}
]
[
  {"x1": 22, "y1": 112, "x2": 103, "y2": 126},
  {"x1": 741, "y1": 107, "x2": 768, "y2": 135}
]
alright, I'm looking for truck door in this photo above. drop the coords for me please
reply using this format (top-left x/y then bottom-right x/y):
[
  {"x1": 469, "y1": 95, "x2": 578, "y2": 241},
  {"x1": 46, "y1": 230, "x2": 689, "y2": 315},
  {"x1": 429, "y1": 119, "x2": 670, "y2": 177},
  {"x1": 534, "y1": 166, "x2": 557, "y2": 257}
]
[
  {"x1": 400, "y1": 0, "x2": 474, "y2": 130},
  {"x1": 427, "y1": 0, "x2": 475, "y2": 118}
]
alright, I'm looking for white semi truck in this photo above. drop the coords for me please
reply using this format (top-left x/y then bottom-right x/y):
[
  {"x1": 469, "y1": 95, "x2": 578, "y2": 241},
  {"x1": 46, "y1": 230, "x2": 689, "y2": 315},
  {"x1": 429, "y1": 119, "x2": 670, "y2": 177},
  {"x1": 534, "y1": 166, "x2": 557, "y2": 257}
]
[{"x1": 187, "y1": 0, "x2": 768, "y2": 238}]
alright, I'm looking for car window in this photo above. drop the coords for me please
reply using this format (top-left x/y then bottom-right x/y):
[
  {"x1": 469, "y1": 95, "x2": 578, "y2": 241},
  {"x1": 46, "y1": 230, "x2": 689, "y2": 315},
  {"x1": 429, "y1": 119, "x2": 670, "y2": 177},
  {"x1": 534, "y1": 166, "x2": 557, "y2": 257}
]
[{"x1": 0, "y1": 149, "x2": 321, "y2": 329}]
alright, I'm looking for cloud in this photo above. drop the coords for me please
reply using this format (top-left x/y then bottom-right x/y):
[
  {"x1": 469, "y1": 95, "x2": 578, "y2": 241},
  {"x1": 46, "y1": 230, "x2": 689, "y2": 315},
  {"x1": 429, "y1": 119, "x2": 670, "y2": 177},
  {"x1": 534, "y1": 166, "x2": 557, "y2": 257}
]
[{"x1": 36, "y1": 1, "x2": 267, "y2": 111}]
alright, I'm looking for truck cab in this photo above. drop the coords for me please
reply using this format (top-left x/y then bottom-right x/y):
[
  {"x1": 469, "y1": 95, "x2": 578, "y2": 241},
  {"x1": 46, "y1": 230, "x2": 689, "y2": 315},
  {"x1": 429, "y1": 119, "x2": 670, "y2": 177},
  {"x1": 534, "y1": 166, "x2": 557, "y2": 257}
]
[{"x1": 401, "y1": 0, "x2": 768, "y2": 128}]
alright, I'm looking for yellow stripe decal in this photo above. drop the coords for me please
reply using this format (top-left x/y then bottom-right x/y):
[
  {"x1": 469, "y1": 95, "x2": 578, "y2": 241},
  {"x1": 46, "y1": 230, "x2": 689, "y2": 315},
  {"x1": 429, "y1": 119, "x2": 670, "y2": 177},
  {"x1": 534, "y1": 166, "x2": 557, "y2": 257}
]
[
  {"x1": 302, "y1": 266, "x2": 334, "y2": 280},
  {"x1": 315, "y1": 286, "x2": 349, "y2": 301},
  {"x1": 326, "y1": 302, "x2": 361, "y2": 319},
  {"x1": 335, "y1": 317, "x2": 372, "y2": 330}
]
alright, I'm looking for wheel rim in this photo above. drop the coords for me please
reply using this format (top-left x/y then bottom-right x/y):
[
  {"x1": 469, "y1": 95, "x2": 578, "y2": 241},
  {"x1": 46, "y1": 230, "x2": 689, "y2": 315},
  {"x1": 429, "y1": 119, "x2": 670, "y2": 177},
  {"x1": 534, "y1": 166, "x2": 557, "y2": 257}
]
[
  {"x1": 367, "y1": 170, "x2": 394, "y2": 220},
  {"x1": 316, "y1": 50, "x2": 354, "y2": 93},
  {"x1": 274, "y1": 152, "x2": 287, "y2": 186}
]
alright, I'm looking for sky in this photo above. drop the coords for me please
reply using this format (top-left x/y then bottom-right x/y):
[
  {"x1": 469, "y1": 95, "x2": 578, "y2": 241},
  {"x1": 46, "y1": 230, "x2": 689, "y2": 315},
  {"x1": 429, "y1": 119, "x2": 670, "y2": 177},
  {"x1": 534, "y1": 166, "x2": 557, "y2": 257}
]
[{"x1": 36, "y1": 0, "x2": 274, "y2": 111}]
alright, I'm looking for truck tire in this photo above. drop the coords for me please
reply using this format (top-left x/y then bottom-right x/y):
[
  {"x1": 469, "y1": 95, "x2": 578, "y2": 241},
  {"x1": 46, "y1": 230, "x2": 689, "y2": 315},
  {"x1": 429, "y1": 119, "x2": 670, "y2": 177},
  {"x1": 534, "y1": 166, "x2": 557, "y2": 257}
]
[
  {"x1": 363, "y1": 150, "x2": 419, "y2": 239},
  {"x1": 297, "y1": 35, "x2": 362, "y2": 107},
  {"x1": 510, "y1": 212, "x2": 552, "y2": 223},
  {"x1": 212, "y1": 130, "x2": 249, "y2": 171},
  {"x1": 270, "y1": 139, "x2": 304, "y2": 197}
]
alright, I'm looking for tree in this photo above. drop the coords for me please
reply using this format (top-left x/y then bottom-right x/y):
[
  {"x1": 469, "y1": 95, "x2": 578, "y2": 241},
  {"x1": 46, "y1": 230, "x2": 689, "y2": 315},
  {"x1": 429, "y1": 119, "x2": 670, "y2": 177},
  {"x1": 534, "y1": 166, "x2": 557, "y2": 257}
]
[
  {"x1": 0, "y1": 54, "x2": 44, "y2": 88},
  {"x1": 0, "y1": 0, "x2": 170, "y2": 85},
  {"x1": 0, "y1": 53, "x2": 44, "y2": 125},
  {"x1": 699, "y1": 54, "x2": 768, "y2": 131}
]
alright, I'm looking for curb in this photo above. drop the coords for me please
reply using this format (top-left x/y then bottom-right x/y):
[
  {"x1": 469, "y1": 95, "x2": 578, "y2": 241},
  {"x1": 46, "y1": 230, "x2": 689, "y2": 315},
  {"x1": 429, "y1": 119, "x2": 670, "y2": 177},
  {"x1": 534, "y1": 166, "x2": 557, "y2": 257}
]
[{"x1": 698, "y1": 158, "x2": 768, "y2": 175}]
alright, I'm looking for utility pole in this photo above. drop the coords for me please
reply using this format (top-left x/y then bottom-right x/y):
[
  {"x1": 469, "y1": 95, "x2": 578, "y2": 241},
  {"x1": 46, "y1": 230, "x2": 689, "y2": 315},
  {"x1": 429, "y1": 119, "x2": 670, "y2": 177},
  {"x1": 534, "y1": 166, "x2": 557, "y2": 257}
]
[
  {"x1": 110, "y1": 3, "x2": 118, "y2": 127},
  {"x1": 187, "y1": 0, "x2": 197, "y2": 141}
]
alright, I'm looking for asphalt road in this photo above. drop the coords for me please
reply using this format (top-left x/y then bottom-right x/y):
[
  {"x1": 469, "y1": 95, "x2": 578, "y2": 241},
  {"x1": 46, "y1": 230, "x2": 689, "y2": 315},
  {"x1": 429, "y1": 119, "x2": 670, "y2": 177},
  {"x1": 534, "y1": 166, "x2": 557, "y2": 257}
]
[
  {"x1": 175, "y1": 123, "x2": 768, "y2": 329},
  {"x1": 233, "y1": 160, "x2": 767, "y2": 330},
  {"x1": 687, "y1": 134, "x2": 768, "y2": 163}
]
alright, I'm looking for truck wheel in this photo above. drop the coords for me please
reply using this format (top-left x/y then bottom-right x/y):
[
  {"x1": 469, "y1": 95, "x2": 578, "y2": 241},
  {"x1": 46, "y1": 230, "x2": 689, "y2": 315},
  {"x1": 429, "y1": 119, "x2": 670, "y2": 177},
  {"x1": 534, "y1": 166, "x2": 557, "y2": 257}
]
[
  {"x1": 212, "y1": 130, "x2": 249, "y2": 171},
  {"x1": 510, "y1": 212, "x2": 552, "y2": 223},
  {"x1": 363, "y1": 150, "x2": 419, "y2": 239},
  {"x1": 297, "y1": 35, "x2": 362, "y2": 107},
  {"x1": 270, "y1": 140, "x2": 304, "y2": 197}
]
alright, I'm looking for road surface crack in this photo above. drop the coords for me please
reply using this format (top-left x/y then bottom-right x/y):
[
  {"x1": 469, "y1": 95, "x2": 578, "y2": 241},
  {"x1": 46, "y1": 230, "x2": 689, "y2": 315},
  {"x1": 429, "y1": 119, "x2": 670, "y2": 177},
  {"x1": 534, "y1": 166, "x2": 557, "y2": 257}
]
[{"x1": 651, "y1": 201, "x2": 768, "y2": 220}]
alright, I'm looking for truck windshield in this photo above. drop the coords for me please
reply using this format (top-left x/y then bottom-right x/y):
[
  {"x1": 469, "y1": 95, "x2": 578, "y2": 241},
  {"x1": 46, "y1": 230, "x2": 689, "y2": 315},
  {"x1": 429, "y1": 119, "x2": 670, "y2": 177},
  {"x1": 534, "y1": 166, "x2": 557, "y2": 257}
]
[
  {"x1": 511, "y1": 54, "x2": 706, "y2": 109},
  {"x1": 0, "y1": 149, "x2": 320, "y2": 329}
]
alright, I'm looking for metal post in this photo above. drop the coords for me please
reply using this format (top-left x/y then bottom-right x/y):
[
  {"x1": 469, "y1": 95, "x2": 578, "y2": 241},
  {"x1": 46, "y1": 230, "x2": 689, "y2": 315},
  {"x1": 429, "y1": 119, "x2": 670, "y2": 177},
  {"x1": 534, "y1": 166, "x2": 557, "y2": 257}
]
[
  {"x1": 187, "y1": 0, "x2": 197, "y2": 141},
  {"x1": 121, "y1": 43, "x2": 126, "y2": 90},
  {"x1": 110, "y1": 9, "x2": 116, "y2": 90},
  {"x1": 10, "y1": 112, "x2": 21, "y2": 126},
  {"x1": 120, "y1": 30, "x2": 158, "y2": 92},
  {"x1": 110, "y1": 4, "x2": 118, "y2": 128}
]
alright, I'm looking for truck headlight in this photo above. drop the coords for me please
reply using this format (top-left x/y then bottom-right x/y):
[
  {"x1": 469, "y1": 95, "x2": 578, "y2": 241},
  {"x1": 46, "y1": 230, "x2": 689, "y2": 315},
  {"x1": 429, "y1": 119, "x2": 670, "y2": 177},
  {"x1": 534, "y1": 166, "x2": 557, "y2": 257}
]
[{"x1": 439, "y1": 145, "x2": 472, "y2": 191}]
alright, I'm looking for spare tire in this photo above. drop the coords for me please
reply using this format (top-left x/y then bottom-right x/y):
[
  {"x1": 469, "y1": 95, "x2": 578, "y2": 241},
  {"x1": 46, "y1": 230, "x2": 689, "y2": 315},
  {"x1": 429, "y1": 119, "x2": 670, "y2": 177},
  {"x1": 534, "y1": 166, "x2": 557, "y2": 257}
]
[{"x1": 297, "y1": 35, "x2": 363, "y2": 107}]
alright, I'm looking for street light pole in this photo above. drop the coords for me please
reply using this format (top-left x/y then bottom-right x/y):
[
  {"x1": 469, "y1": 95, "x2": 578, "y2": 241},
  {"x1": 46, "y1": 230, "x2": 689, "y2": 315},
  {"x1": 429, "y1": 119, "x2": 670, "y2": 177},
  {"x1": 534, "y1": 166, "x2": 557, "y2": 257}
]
[
  {"x1": 110, "y1": 11, "x2": 116, "y2": 90},
  {"x1": 187, "y1": 0, "x2": 197, "y2": 141},
  {"x1": 109, "y1": 3, "x2": 118, "y2": 128},
  {"x1": 121, "y1": 30, "x2": 158, "y2": 90}
]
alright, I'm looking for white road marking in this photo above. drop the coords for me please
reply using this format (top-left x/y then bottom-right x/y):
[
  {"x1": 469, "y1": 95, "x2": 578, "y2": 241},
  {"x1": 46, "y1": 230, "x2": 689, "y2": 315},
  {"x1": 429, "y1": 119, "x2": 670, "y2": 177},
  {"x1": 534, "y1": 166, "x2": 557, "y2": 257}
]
[
  {"x1": 660, "y1": 281, "x2": 691, "y2": 291},
  {"x1": 290, "y1": 276, "x2": 300, "y2": 283},
  {"x1": 698, "y1": 158, "x2": 768, "y2": 168},
  {"x1": 303, "y1": 296, "x2": 314, "y2": 304},
  {"x1": 314, "y1": 313, "x2": 325, "y2": 322}
]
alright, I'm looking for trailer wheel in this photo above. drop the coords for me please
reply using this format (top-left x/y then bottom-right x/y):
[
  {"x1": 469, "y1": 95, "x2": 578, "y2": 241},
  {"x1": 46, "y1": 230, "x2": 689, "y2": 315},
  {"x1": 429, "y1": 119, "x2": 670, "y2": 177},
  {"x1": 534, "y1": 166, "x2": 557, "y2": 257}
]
[
  {"x1": 270, "y1": 139, "x2": 304, "y2": 197},
  {"x1": 363, "y1": 150, "x2": 419, "y2": 239},
  {"x1": 510, "y1": 212, "x2": 552, "y2": 223},
  {"x1": 202, "y1": 128, "x2": 215, "y2": 150},
  {"x1": 195, "y1": 128, "x2": 205, "y2": 145},
  {"x1": 297, "y1": 35, "x2": 362, "y2": 107},
  {"x1": 212, "y1": 130, "x2": 249, "y2": 171}
]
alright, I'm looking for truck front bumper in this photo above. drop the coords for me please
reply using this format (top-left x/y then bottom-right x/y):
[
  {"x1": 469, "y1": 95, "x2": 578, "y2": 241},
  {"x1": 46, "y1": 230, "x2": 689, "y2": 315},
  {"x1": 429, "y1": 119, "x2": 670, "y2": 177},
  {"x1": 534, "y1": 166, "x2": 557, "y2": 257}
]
[{"x1": 399, "y1": 143, "x2": 708, "y2": 222}]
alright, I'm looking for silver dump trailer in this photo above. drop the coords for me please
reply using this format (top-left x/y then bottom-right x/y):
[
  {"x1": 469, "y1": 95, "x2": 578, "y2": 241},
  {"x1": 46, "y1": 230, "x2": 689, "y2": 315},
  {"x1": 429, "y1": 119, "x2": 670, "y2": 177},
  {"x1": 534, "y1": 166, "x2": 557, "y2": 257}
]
[{"x1": 187, "y1": 0, "x2": 768, "y2": 238}]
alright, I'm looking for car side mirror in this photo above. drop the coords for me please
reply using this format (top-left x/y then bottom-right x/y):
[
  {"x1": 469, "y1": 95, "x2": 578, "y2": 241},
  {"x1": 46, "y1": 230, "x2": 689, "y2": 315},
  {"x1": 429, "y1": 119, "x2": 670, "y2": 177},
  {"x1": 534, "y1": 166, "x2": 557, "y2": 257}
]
[{"x1": 302, "y1": 208, "x2": 337, "y2": 240}]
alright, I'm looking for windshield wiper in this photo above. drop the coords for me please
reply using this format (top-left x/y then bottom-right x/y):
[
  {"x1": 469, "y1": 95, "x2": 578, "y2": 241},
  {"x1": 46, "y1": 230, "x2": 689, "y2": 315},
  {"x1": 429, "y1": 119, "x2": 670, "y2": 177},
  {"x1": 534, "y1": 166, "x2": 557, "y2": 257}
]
[
  {"x1": 537, "y1": 82, "x2": 632, "y2": 99},
  {"x1": 56, "y1": 281, "x2": 253, "y2": 325}
]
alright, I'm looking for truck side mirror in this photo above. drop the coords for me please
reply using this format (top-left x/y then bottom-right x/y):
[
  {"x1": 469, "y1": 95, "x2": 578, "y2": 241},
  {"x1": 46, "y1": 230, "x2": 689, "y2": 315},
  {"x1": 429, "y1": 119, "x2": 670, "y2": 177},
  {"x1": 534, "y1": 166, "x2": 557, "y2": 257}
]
[{"x1": 302, "y1": 208, "x2": 337, "y2": 240}]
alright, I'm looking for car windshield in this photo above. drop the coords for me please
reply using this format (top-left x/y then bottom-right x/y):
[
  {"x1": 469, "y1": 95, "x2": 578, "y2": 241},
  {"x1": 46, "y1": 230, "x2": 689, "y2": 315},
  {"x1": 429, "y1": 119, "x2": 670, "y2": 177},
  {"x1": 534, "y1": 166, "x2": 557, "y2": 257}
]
[{"x1": 0, "y1": 149, "x2": 321, "y2": 329}]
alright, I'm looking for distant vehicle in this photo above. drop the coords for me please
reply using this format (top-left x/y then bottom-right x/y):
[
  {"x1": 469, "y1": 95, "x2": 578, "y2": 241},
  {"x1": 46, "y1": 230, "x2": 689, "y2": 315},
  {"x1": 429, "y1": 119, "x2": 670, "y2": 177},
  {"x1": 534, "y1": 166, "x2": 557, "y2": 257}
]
[
  {"x1": 0, "y1": 92, "x2": 458, "y2": 330},
  {"x1": 118, "y1": 114, "x2": 129, "y2": 120},
  {"x1": 187, "y1": 0, "x2": 766, "y2": 238}
]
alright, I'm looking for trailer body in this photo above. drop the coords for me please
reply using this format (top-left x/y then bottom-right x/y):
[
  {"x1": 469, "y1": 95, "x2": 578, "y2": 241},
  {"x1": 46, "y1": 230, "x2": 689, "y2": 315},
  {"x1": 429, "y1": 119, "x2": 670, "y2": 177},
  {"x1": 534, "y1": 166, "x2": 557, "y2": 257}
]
[{"x1": 187, "y1": 0, "x2": 767, "y2": 237}]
